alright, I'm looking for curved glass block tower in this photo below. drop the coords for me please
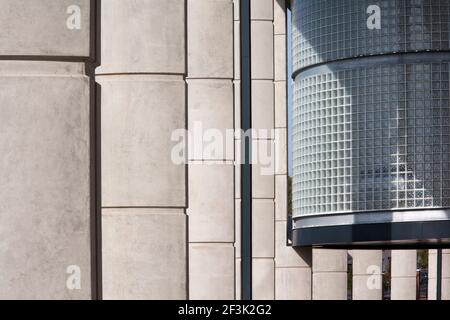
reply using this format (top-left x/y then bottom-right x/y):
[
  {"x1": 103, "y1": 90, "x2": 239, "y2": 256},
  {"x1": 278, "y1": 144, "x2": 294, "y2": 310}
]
[{"x1": 292, "y1": 0, "x2": 450, "y2": 247}]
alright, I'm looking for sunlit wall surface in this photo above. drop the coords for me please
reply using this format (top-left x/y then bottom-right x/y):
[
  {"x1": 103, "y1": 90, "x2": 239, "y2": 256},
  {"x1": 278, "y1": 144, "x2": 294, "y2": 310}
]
[
  {"x1": 292, "y1": 0, "x2": 450, "y2": 71},
  {"x1": 292, "y1": 0, "x2": 450, "y2": 246}
]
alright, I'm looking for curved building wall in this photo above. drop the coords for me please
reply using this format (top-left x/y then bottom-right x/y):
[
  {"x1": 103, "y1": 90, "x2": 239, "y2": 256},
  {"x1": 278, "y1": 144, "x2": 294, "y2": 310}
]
[
  {"x1": 293, "y1": 0, "x2": 450, "y2": 72},
  {"x1": 292, "y1": 0, "x2": 450, "y2": 246},
  {"x1": 0, "y1": 0, "x2": 94, "y2": 299}
]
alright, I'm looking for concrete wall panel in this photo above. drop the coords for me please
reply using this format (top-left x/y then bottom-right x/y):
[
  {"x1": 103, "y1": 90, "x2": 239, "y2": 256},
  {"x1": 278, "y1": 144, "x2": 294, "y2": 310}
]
[
  {"x1": 251, "y1": 21, "x2": 274, "y2": 80},
  {"x1": 0, "y1": 61, "x2": 91, "y2": 299},
  {"x1": 275, "y1": 176, "x2": 287, "y2": 221},
  {"x1": 252, "y1": 259, "x2": 275, "y2": 300},
  {"x1": 312, "y1": 273, "x2": 347, "y2": 300},
  {"x1": 312, "y1": 249, "x2": 347, "y2": 300},
  {"x1": 97, "y1": 0, "x2": 185, "y2": 74},
  {"x1": 102, "y1": 210, "x2": 187, "y2": 300},
  {"x1": 275, "y1": 222, "x2": 311, "y2": 268},
  {"x1": 189, "y1": 243, "x2": 235, "y2": 300},
  {"x1": 188, "y1": 79, "x2": 234, "y2": 161},
  {"x1": 391, "y1": 250, "x2": 417, "y2": 300},
  {"x1": 251, "y1": 80, "x2": 274, "y2": 133},
  {"x1": 252, "y1": 140, "x2": 275, "y2": 199},
  {"x1": 275, "y1": 267, "x2": 311, "y2": 300},
  {"x1": 274, "y1": 81, "x2": 287, "y2": 128},
  {"x1": 352, "y1": 250, "x2": 382, "y2": 300},
  {"x1": 188, "y1": 0, "x2": 233, "y2": 79},
  {"x1": 274, "y1": 35, "x2": 286, "y2": 81},
  {"x1": 353, "y1": 275, "x2": 382, "y2": 300},
  {"x1": 251, "y1": 0, "x2": 273, "y2": 20},
  {"x1": 273, "y1": 0, "x2": 286, "y2": 35},
  {"x1": 0, "y1": 0, "x2": 91, "y2": 57},
  {"x1": 99, "y1": 75, "x2": 186, "y2": 207},
  {"x1": 188, "y1": 163, "x2": 235, "y2": 243},
  {"x1": 252, "y1": 199, "x2": 275, "y2": 258}
]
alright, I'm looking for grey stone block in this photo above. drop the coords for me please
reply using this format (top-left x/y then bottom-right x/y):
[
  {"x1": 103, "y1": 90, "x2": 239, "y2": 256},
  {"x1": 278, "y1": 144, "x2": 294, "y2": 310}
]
[
  {"x1": 189, "y1": 243, "x2": 235, "y2": 300},
  {"x1": 102, "y1": 210, "x2": 187, "y2": 300},
  {"x1": 97, "y1": 0, "x2": 185, "y2": 74},
  {"x1": 0, "y1": 61, "x2": 91, "y2": 299},
  {"x1": 188, "y1": 0, "x2": 233, "y2": 79},
  {"x1": 0, "y1": 0, "x2": 91, "y2": 57},
  {"x1": 99, "y1": 75, "x2": 186, "y2": 207}
]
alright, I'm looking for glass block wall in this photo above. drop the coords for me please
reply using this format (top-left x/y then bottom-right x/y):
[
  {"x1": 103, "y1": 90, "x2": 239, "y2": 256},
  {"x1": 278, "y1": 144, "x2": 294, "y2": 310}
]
[
  {"x1": 292, "y1": 0, "x2": 450, "y2": 220},
  {"x1": 293, "y1": 63, "x2": 450, "y2": 217},
  {"x1": 293, "y1": 0, "x2": 450, "y2": 71}
]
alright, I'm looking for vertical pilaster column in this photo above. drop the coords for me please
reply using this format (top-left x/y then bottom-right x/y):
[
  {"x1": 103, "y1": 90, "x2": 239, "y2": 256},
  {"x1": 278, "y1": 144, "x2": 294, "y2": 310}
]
[
  {"x1": 0, "y1": 0, "x2": 93, "y2": 299},
  {"x1": 250, "y1": 0, "x2": 275, "y2": 300},
  {"x1": 273, "y1": 0, "x2": 312, "y2": 301},
  {"x1": 97, "y1": 0, "x2": 187, "y2": 300},
  {"x1": 312, "y1": 249, "x2": 348, "y2": 300},
  {"x1": 428, "y1": 249, "x2": 450, "y2": 300},
  {"x1": 187, "y1": 0, "x2": 235, "y2": 300},
  {"x1": 391, "y1": 250, "x2": 417, "y2": 300},
  {"x1": 352, "y1": 250, "x2": 383, "y2": 300}
]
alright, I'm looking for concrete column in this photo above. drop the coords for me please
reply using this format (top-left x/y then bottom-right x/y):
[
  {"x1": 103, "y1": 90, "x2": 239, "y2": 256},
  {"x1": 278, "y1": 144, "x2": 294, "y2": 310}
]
[
  {"x1": 0, "y1": 0, "x2": 93, "y2": 299},
  {"x1": 312, "y1": 249, "x2": 348, "y2": 300},
  {"x1": 272, "y1": 0, "x2": 312, "y2": 301},
  {"x1": 187, "y1": 0, "x2": 235, "y2": 300},
  {"x1": 352, "y1": 250, "x2": 383, "y2": 300},
  {"x1": 391, "y1": 250, "x2": 417, "y2": 300},
  {"x1": 428, "y1": 249, "x2": 450, "y2": 300},
  {"x1": 275, "y1": 219, "x2": 312, "y2": 300},
  {"x1": 97, "y1": 0, "x2": 187, "y2": 300},
  {"x1": 250, "y1": 0, "x2": 276, "y2": 300}
]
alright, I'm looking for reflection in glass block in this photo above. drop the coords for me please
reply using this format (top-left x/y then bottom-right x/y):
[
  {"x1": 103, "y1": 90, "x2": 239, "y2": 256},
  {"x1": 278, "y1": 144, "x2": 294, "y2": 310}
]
[{"x1": 293, "y1": 63, "x2": 450, "y2": 217}]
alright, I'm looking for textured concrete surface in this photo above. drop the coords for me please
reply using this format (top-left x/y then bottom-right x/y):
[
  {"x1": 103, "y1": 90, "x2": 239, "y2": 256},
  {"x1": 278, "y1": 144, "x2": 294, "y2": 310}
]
[
  {"x1": 313, "y1": 249, "x2": 348, "y2": 273},
  {"x1": 312, "y1": 249, "x2": 348, "y2": 300},
  {"x1": 97, "y1": 0, "x2": 185, "y2": 74},
  {"x1": 274, "y1": 35, "x2": 286, "y2": 81},
  {"x1": 251, "y1": 21, "x2": 274, "y2": 80},
  {"x1": 235, "y1": 257, "x2": 242, "y2": 300},
  {"x1": 252, "y1": 140, "x2": 275, "y2": 199},
  {"x1": 353, "y1": 275, "x2": 382, "y2": 300},
  {"x1": 0, "y1": 0, "x2": 90, "y2": 57},
  {"x1": 251, "y1": 0, "x2": 273, "y2": 20},
  {"x1": 252, "y1": 200, "x2": 275, "y2": 258},
  {"x1": 188, "y1": 162, "x2": 235, "y2": 243},
  {"x1": 188, "y1": 0, "x2": 233, "y2": 78},
  {"x1": 275, "y1": 222, "x2": 311, "y2": 267},
  {"x1": 391, "y1": 277, "x2": 417, "y2": 300},
  {"x1": 189, "y1": 243, "x2": 235, "y2": 300},
  {"x1": 275, "y1": 176, "x2": 287, "y2": 221},
  {"x1": 252, "y1": 80, "x2": 274, "y2": 134},
  {"x1": 275, "y1": 129, "x2": 287, "y2": 175},
  {"x1": 252, "y1": 259, "x2": 275, "y2": 300},
  {"x1": 274, "y1": 219, "x2": 312, "y2": 300},
  {"x1": 102, "y1": 210, "x2": 187, "y2": 300},
  {"x1": 97, "y1": 0, "x2": 188, "y2": 301},
  {"x1": 0, "y1": 61, "x2": 91, "y2": 299},
  {"x1": 352, "y1": 250, "x2": 382, "y2": 300},
  {"x1": 391, "y1": 250, "x2": 417, "y2": 300},
  {"x1": 313, "y1": 273, "x2": 348, "y2": 300},
  {"x1": 235, "y1": 199, "x2": 241, "y2": 258},
  {"x1": 99, "y1": 75, "x2": 186, "y2": 207},
  {"x1": 274, "y1": 81, "x2": 287, "y2": 128},
  {"x1": 273, "y1": 0, "x2": 286, "y2": 35},
  {"x1": 276, "y1": 268, "x2": 311, "y2": 300},
  {"x1": 188, "y1": 79, "x2": 234, "y2": 161}
]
